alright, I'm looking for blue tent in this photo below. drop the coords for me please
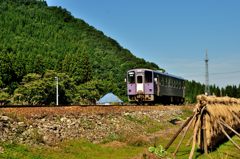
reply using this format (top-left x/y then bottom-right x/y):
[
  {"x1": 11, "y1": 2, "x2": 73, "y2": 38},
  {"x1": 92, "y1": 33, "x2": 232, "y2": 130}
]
[{"x1": 97, "y1": 93, "x2": 123, "y2": 105}]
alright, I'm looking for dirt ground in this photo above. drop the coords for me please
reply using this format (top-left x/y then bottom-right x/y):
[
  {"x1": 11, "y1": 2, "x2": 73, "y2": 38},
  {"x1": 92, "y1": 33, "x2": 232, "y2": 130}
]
[{"x1": 0, "y1": 105, "x2": 194, "y2": 117}]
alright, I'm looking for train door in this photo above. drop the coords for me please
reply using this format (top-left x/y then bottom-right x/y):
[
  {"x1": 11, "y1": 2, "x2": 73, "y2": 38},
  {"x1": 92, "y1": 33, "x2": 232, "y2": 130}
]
[
  {"x1": 156, "y1": 74, "x2": 160, "y2": 96},
  {"x1": 136, "y1": 75, "x2": 144, "y2": 94},
  {"x1": 127, "y1": 71, "x2": 136, "y2": 95},
  {"x1": 144, "y1": 71, "x2": 154, "y2": 95}
]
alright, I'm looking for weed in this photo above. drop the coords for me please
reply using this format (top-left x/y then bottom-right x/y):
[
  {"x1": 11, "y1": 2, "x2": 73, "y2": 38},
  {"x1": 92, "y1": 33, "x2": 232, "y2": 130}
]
[
  {"x1": 30, "y1": 128, "x2": 44, "y2": 144},
  {"x1": 127, "y1": 135, "x2": 150, "y2": 147},
  {"x1": 148, "y1": 144, "x2": 168, "y2": 158},
  {"x1": 124, "y1": 114, "x2": 166, "y2": 133},
  {"x1": 124, "y1": 114, "x2": 146, "y2": 124},
  {"x1": 102, "y1": 133, "x2": 121, "y2": 144},
  {"x1": 180, "y1": 109, "x2": 193, "y2": 119}
]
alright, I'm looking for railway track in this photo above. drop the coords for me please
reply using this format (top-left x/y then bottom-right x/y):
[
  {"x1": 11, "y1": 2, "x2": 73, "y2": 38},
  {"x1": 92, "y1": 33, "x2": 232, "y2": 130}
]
[
  {"x1": 0, "y1": 104, "x2": 193, "y2": 117},
  {"x1": 0, "y1": 104, "x2": 192, "y2": 108},
  {"x1": 0, "y1": 104, "x2": 170, "y2": 109},
  {"x1": 0, "y1": 104, "x2": 119, "y2": 108}
]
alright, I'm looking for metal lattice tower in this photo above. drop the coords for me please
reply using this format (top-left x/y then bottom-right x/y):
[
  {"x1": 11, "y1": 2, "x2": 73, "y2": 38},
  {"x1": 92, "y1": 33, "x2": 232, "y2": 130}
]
[{"x1": 205, "y1": 50, "x2": 210, "y2": 95}]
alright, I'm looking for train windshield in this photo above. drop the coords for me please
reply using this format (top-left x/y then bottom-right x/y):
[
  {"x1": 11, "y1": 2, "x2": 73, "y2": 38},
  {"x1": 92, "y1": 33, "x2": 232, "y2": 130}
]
[
  {"x1": 128, "y1": 71, "x2": 135, "y2": 83},
  {"x1": 145, "y1": 71, "x2": 153, "y2": 83},
  {"x1": 137, "y1": 76, "x2": 143, "y2": 83}
]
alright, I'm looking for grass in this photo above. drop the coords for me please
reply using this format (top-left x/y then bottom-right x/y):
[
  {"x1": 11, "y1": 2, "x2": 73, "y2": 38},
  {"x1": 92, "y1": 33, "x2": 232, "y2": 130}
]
[
  {"x1": 0, "y1": 139, "x2": 144, "y2": 159},
  {"x1": 198, "y1": 136, "x2": 240, "y2": 159},
  {"x1": 102, "y1": 133, "x2": 123, "y2": 144},
  {"x1": 180, "y1": 108, "x2": 194, "y2": 119},
  {"x1": 124, "y1": 113, "x2": 170, "y2": 134},
  {"x1": 151, "y1": 127, "x2": 240, "y2": 159}
]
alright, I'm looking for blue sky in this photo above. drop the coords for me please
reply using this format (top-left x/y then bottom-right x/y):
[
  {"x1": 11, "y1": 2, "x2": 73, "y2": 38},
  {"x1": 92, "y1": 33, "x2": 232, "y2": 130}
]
[{"x1": 46, "y1": 0, "x2": 240, "y2": 87}]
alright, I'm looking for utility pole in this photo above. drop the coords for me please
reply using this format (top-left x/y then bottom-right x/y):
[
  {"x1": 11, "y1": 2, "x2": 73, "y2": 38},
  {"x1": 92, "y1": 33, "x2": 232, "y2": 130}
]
[
  {"x1": 205, "y1": 49, "x2": 210, "y2": 96},
  {"x1": 55, "y1": 76, "x2": 59, "y2": 106}
]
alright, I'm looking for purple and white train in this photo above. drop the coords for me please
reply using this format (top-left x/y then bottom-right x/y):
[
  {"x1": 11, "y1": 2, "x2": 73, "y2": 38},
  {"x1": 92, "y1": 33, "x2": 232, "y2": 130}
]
[{"x1": 126, "y1": 68, "x2": 185, "y2": 104}]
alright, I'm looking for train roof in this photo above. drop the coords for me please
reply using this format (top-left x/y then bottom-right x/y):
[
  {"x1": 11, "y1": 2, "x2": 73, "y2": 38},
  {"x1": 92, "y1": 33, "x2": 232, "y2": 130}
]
[{"x1": 128, "y1": 68, "x2": 185, "y2": 81}]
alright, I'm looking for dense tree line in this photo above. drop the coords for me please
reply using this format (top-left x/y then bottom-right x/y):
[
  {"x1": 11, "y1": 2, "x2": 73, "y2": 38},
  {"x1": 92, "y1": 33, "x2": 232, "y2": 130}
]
[
  {"x1": 185, "y1": 80, "x2": 240, "y2": 103},
  {"x1": 0, "y1": 0, "x2": 239, "y2": 105}
]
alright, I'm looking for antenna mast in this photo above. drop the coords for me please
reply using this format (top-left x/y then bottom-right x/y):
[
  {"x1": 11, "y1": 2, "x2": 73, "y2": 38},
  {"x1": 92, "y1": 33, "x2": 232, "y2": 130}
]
[{"x1": 205, "y1": 49, "x2": 210, "y2": 95}]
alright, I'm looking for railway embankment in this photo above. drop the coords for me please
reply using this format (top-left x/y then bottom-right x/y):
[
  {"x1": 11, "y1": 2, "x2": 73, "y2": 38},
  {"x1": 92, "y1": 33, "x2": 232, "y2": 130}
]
[{"x1": 0, "y1": 106, "x2": 190, "y2": 147}]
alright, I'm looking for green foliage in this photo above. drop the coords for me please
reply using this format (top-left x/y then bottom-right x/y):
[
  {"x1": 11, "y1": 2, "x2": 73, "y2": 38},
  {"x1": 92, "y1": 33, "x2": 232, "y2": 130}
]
[
  {"x1": 185, "y1": 80, "x2": 240, "y2": 103},
  {"x1": 148, "y1": 145, "x2": 168, "y2": 158},
  {"x1": 124, "y1": 114, "x2": 165, "y2": 133},
  {"x1": 75, "y1": 79, "x2": 115, "y2": 104},
  {"x1": 0, "y1": 0, "x2": 159, "y2": 105},
  {"x1": 185, "y1": 80, "x2": 205, "y2": 103},
  {"x1": 0, "y1": 90, "x2": 10, "y2": 105},
  {"x1": 13, "y1": 70, "x2": 76, "y2": 105},
  {"x1": 1, "y1": 0, "x2": 239, "y2": 105},
  {"x1": 102, "y1": 133, "x2": 121, "y2": 144},
  {"x1": 0, "y1": 139, "x2": 144, "y2": 159},
  {"x1": 62, "y1": 52, "x2": 93, "y2": 85},
  {"x1": 124, "y1": 114, "x2": 146, "y2": 124}
]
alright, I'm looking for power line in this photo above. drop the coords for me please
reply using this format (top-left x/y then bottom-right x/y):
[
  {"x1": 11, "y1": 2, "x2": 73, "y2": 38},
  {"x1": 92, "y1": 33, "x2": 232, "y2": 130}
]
[
  {"x1": 184, "y1": 70, "x2": 240, "y2": 78},
  {"x1": 211, "y1": 70, "x2": 240, "y2": 75}
]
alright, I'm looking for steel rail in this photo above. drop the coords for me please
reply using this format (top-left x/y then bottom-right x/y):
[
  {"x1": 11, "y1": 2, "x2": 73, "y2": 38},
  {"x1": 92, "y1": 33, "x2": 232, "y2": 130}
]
[{"x1": 0, "y1": 104, "x2": 126, "y2": 108}]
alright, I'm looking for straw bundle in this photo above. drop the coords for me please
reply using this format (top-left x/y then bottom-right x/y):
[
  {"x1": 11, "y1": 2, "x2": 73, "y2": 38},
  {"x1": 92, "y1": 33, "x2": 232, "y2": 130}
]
[
  {"x1": 196, "y1": 95, "x2": 240, "y2": 149},
  {"x1": 165, "y1": 95, "x2": 240, "y2": 159}
]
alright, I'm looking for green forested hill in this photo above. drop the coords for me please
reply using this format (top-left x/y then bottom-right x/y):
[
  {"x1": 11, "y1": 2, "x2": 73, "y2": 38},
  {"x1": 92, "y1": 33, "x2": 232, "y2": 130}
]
[
  {"x1": 1, "y1": 0, "x2": 239, "y2": 105},
  {"x1": 0, "y1": 0, "x2": 160, "y2": 105}
]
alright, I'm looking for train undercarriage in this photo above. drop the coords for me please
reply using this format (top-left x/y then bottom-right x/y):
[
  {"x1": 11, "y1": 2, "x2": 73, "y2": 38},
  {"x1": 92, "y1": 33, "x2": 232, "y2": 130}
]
[{"x1": 128, "y1": 94, "x2": 185, "y2": 105}]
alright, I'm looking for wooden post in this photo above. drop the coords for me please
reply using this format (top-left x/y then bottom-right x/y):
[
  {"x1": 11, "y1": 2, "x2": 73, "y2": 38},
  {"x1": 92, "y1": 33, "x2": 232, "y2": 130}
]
[
  {"x1": 173, "y1": 114, "x2": 196, "y2": 155},
  {"x1": 219, "y1": 122, "x2": 240, "y2": 151},
  {"x1": 203, "y1": 115, "x2": 208, "y2": 154},
  {"x1": 186, "y1": 136, "x2": 193, "y2": 146},
  {"x1": 164, "y1": 114, "x2": 195, "y2": 150},
  {"x1": 189, "y1": 106, "x2": 206, "y2": 159},
  {"x1": 189, "y1": 115, "x2": 201, "y2": 159},
  {"x1": 220, "y1": 119, "x2": 240, "y2": 138}
]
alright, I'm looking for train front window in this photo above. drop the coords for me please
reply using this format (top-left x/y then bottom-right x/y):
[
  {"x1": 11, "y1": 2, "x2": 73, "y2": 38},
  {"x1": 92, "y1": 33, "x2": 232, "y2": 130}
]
[
  {"x1": 128, "y1": 72, "x2": 135, "y2": 83},
  {"x1": 145, "y1": 71, "x2": 153, "y2": 83},
  {"x1": 137, "y1": 76, "x2": 143, "y2": 83}
]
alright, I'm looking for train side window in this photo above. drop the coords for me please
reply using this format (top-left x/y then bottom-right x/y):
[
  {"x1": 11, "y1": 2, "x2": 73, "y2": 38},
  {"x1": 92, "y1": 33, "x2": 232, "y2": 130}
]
[
  {"x1": 182, "y1": 81, "x2": 185, "y2": 89},
  {"x1": 145, "y1": 71, "x2": 153, "y2": 83},
  {"x1": 160, "y1": 76, "x2": 164, "y2": 85},
  {"x1": 166, "y1": 77, "x2": 169, "y2": 86},
  {"x1": 137, "y1": 76, "x2": 143, "y2": 83},
  {"x1": 128, "y1": 72, "x2": 135, "y2": 84},
  {"x1": 175, "y1": 79, "x2": 177, "y2": 88},
  {"x1": 163, "y1": 77, "x2": 166, "y2": 85}
]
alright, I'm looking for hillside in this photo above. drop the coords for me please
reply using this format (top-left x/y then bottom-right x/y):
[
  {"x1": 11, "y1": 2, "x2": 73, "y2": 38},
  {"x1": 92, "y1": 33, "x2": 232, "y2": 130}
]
[{"x1": 0, "y1": 0, "x2": 160, "y2": 105}]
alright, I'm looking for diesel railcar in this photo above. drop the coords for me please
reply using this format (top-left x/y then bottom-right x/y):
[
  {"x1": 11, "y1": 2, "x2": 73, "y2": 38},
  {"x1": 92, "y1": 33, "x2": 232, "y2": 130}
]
[{"x1": 127, "y1": 68, "x2": 185, "y2": 104}]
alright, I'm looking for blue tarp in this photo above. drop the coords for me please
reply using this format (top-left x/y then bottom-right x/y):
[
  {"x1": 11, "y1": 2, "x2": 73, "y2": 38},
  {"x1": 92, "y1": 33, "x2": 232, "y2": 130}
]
[{"x1": 97, "y1": 93, "x2": 123, "y2": 105}]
